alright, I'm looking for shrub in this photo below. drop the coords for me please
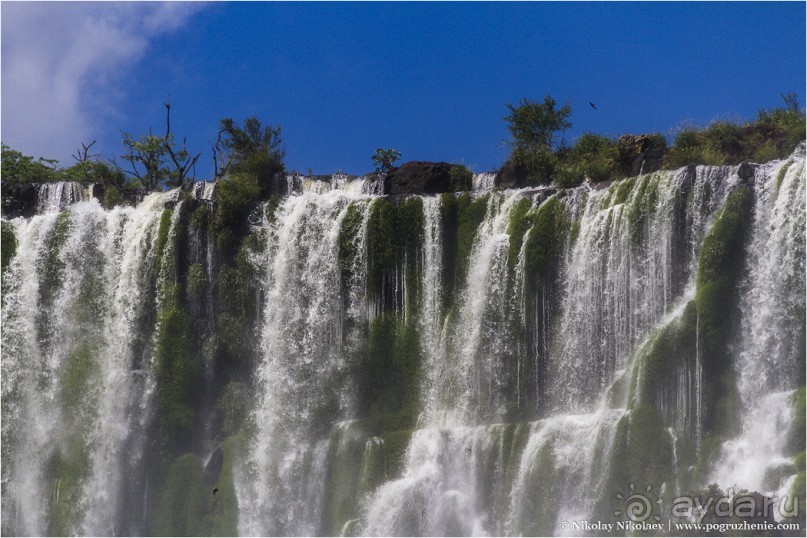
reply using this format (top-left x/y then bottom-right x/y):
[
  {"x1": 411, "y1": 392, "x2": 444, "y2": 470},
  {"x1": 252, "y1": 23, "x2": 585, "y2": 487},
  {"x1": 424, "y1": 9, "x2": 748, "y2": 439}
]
[
  {"x1": 212, "y1": 172, "x2": 260, "y2": 254},
  {"x1": 1, "y1": 144, "x2": 59, "y2": 183},
  {"x1": 555, "y1": 133, "x2": 620, "y2": 187},
  {"x1": 448, "y1": 164, "x2": 473, "y2": 191},
  {"x1": 504, "y1": 95, "x2": 572, "y2": 186},
  {"x1": 371, "y1": 148, "x2": 401, "y2": 174}
]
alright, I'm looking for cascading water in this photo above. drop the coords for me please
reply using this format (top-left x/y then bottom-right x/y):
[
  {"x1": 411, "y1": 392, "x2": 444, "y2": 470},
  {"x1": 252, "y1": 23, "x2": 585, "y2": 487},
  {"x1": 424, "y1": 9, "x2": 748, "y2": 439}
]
[
  {"x1": 35, "y1": 181, "x2": 89, "y2": 213},
  {"x1": 1, "y1": 148, "x2": 804, "y2": 537},
  {"x1": 711, "y1": 152, "x2": 806, "y2": 499},
  {"x1": 2, "y1": 191, "x2": 176, "y2": 535},
  {"x1": 236, "y1": 187, "x2": 375, "y2": 536}
]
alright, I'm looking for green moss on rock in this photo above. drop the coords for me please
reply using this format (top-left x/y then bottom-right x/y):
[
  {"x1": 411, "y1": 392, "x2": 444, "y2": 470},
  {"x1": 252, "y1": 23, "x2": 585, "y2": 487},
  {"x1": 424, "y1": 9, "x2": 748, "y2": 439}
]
[
  {"x1": 695, "y1": 187, "x2": 752, "y2": 441},
  {"x1": 155, "y1": 209, "x2": 173, "y2": 271},
  {"x1": 786, "y1": 387, "x2": 806, "y2": 456},
  {"x1": 186, "y1": 263, "x2": 208, "y2": 299},
  {"x1": 2, "y1": 221, "x2": 17, "y2": 274}
]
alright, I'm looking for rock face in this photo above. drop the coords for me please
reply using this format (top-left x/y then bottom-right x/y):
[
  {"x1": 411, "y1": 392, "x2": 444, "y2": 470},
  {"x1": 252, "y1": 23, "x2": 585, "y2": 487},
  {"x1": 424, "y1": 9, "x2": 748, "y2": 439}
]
[
  {"x1": 2, "y1": 183, "x2": 40, "y2": 218},
  {"x1": 737, "y1": 161, "x2": 757, "y2": 182},
  {"x1": 618, "y1": 134, "x2": 667, "y2": 176},
  {"x1": 495, "y1": 160, "x2": 528, "y2": 189},
  {"x1": 384, "y1": 161, "x2": 455, "y2": 195}
]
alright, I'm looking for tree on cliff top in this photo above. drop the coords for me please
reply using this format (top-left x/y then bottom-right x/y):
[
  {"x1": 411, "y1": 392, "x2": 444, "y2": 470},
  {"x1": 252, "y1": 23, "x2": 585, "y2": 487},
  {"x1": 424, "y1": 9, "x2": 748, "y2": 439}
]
[
  {"x1": 213, "y1": 117, "x2": 285, "y2": 196},
  {"x1": 121, "y1": 102, "x2": 201, "y2": 191},
  {"x1": 371, "y1": 148, "x2": 401, "y2": 174},
  {"x1": 504, "y1": 94, "x2": 572, "y2": 185},
  {"x1": 505, "y1": 95, "x2": 572, "y2": 154}
]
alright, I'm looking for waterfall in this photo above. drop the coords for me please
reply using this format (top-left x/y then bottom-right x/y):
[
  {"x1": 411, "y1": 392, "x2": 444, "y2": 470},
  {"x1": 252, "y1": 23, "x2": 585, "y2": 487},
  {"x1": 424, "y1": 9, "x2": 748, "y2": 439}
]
[
  {"x1": 711, "y1": 152, "x2": 806, "y2": 496},
  {"x1": 1, "y1": 147, "x2": 804, "y2": 536},
  {"x1": 2, "y1": 191, "x2": 175, "y2": 535},
  {"x1": 236, "y1": 188, "x2": 375, "y2": 536},
  {"x1": 472, "y1": 173, "x2": 496, "y2": 191},
  {"x1": 36, "y1": 181, "x2": 89, "y2": 213}
]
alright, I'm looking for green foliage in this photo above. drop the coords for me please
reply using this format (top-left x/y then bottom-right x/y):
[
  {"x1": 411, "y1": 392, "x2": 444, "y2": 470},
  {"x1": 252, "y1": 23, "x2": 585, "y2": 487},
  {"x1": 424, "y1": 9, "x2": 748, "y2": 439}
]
[
  {"x1": 101, "y1": 186, "x2": 125, "y2": 209},
  {"x1": 153, "y1": 454, "x2": 207, "y2": 536},
  {"x1": 380, "y1": 430, "x2": 413, "y2": 480},
  {"x1": 555, "y1": 133, "x2": 621, "y2": 187},
  {"x1": 338, "y1": 202, "x2": 367, "y2": 290},
  {"x1": 360, "y1": 313, "x2": 421, "y2": 433},
  {"x1": 505, "y1": 95, "x2": 572, "y2": 152},
  {"x1": 190, "y1": 205, "x2": 211, "y2": 231},
  {"x1": 1, "y1": 144, "x2": 59, "y2": 183},
  {"x1": 695, "y1": 187, "x2": 752, "y2": 440},
  {"x1": 787, "y1": 387, "x2": 806, "y2": 456},
  {"x1": 121, "y1": 132, "x2": 171, "y2": 191},
  {"x1": 448, "y1": 164, "x2": 473, "y2": 192},
  {"x1": 665, "y1": 95, "x2": 805, "y2": 168},
  {"x1": 122, "y1": 103, "x2": 200, "y2": 190},
  {"x1": 46, "y1": 443, "x2": 91, "y2": 535},
  {"x1": 455, "y1": 193, "x2": 490, "y2": 280},
  {"x1": 365, "y1": 197, "x2": 424, "y2": 303},
  {"x1": 41, "y1": 212, "x2": 72, "y2": 307},
  {"x1": 214, "y1": 117, "x2": 285, "y2": 196},
  {"x1": 626, "y1": 174, "x2": 660, "y2": 247},
  {"x1": 155, "y1": 209, "x2": 174, "y2": 271},
  {"x1": 503, "y1": 95, "x2": 571, "y2": 185},
  {"x1": 216, "y1": 236, "x2": 262, "y2": 375},
  {"x1": 628, "y1": 301, "x2": 697, "y2": 411},
  {"x1": 155, "y1": 306, "x2": 201, "y2": 453},
  {"x1": 595, "y1": 407, "x2": 674, "y2": 523},
  {"x1": 1, "y1": 143, "x2": 132, "y2": 189},
  {"x1": 513, "y1": 442, "x2": 558, "y2": 536},
  {"x1": 756, "y1": 92, "x2": 807, "y2": 151},
  {"x1": 506, "y1": 197, "x2": 533, "y2": 271},
  {"x1": 1, "y1": 222, "x2": 17, "y2": 274},
  {"x1": 61, "y1": 160, "x2": 127, "y2": 186},
  {"x1": 60, "y1": 342, "x2": 98, "y2": 409},
  {"x1": 371, "y1": 148, "x2": 401, "y2": 174},
  {"x1": 150, "y1": 437, "x2": 240, "y2": 536},
  {"x1": 523, "y1": 197, "x2": 566, "y2": 289},
  {"x1": 212, "y1": 172, "x2": 260, "y2": 254},
  {"x1": 186, "y1": 263, "x2": 209, "y2": 298}
]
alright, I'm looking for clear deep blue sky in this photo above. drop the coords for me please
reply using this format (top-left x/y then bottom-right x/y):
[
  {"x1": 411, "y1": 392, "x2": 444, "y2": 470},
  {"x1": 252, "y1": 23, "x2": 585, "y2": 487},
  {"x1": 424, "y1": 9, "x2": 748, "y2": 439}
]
[{"x1": 2, "y1": 2, "x2": 805, "y2": 178}]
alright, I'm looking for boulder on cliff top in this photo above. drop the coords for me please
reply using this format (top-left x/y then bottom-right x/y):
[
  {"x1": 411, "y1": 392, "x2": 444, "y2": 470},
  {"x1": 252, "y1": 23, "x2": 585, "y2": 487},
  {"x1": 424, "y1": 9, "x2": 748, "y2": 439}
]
[{"x1": 384, "y1": 161, "x2": 456, "y2": 195}]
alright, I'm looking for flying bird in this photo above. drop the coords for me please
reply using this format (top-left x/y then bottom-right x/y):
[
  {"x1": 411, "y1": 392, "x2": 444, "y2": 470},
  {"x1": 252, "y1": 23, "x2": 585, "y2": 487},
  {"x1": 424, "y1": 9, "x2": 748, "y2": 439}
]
[
  {"x1": 213, "y1": 487, "x2": 219, "y2": 496},
  {"x1": 589, "y1": 101, "x2": 597, "y2": 110}
]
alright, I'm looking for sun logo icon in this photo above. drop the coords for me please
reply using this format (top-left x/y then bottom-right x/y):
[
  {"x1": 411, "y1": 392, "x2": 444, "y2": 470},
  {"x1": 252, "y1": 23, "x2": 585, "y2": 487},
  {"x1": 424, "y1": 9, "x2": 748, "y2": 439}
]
[{"x1": 614, "y1": 483, "x2": 663, "y2": 522}]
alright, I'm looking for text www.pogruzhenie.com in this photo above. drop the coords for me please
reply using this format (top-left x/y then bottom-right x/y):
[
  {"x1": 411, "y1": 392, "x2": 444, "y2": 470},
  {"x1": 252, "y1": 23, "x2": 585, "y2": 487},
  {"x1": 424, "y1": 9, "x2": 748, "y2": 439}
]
[{"x1": 560, "y1": 520, "x2": 801, "y2": 534}]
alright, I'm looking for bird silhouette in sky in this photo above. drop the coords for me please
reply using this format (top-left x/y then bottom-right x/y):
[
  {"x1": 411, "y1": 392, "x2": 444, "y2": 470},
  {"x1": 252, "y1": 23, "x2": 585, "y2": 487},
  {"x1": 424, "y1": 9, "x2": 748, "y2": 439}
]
[{"x1": 589, "y1": 101, "x2": 597, "y2": 110}]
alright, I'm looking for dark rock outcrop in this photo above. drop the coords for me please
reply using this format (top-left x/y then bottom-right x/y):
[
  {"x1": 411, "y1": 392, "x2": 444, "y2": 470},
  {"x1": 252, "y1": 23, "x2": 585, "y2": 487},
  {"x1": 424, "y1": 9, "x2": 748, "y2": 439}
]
[
  {"x1": 495, "y1": 160, "x2": 529, "y2": 190},
  {"x1": 2, "y1": 183, "x2": 40, "y2": 218},
  {"x1": 736, "y1": 161, "x2": 757, "y2": 182},
  {"x1": 618, "y1": 134, "x2": 666, "y2": 176},
  {"x1": 384, "y1": 161, "x2": 455, "y2": 195}
]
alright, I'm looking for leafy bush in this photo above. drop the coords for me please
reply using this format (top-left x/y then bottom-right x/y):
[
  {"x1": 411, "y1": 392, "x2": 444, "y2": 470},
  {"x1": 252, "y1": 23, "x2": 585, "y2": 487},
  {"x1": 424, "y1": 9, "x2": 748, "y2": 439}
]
[
  {"x1": 555, "y1": 133, "x2": 620, "y2": 187},
  {"x1": 371, "y1": 148, "x2": 401, "y2": 174},
  {"x1": 101, "y1": 186, "x2": 125, "y2": 210},
  {"x1": 756, "y1": 92, "x2": 806, "y2": 151},
  {"x1": 212, "y1": 172, "x2": 261, "y2": 254},
  {"x1": 448, "y1": 164, "x2": 473, "y2": 191},
  {"x1": 214, "y1": 117, "x2": 285, "y2": 196},
  {"x1": 62, "y1": 160, "x2": 127, "y2": 186},
  {"x1": 1, "y1": 144, "x2": 59, "y2": 183},
  {"x1": 504, "y1": 94, "x2": 572, "y2": 185}
]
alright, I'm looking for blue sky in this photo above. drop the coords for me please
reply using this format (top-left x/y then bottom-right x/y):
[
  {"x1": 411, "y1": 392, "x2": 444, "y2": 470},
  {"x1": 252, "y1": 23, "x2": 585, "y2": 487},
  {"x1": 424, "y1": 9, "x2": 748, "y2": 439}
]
[{"x1": 2, "y1": 2, "x2": 805, "y2": 178}]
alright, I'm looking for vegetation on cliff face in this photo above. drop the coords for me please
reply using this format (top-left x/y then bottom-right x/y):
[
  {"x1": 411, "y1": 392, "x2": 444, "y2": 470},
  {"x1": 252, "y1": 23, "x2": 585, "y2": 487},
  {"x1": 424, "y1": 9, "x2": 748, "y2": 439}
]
[
  {"x1": 502, "y1": 91, "x2": 805, "y2": 189},
  {"x1": 3, "y1": 93, "x2": 802, "y2": 207}
]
